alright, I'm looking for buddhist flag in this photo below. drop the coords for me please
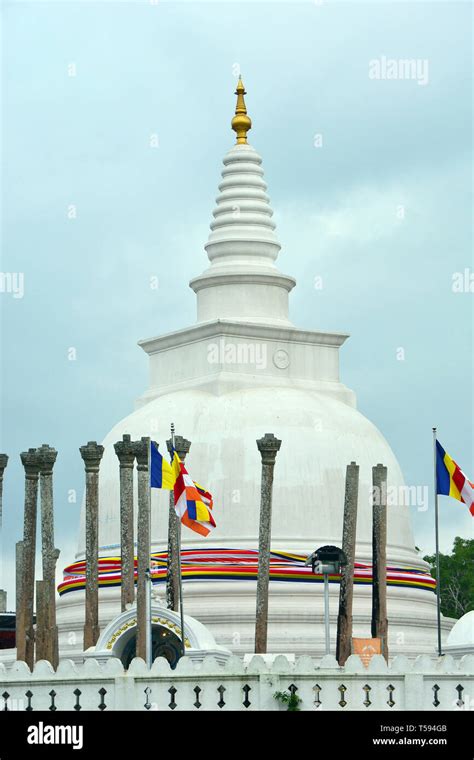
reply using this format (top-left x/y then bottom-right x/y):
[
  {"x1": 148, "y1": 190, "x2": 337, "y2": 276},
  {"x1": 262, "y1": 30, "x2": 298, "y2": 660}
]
[
  {"x1": 436, "y1": 440, "x2": 474, "y2": 516},
  {"x1": 194, "y1": 481, "x2": 214, "y2": 510},
  {"x1": 150, "y1": 441, "x2": 175, "y2": 490},
  {"x1": 171, "y1": 451, "x2": 216, "y2": 536}
]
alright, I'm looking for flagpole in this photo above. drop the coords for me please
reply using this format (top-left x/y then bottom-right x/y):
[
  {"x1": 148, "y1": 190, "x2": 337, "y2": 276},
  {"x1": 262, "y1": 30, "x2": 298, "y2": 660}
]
[
  {"x1": 433, "y1": 427, "x2": 442, "y2": 657},
  {"x1": 146, "y1": 438, "x2": 152, "y2": 669},
  {"x1": 171, "y1": 423, "x2": 186, "y2": 658}
]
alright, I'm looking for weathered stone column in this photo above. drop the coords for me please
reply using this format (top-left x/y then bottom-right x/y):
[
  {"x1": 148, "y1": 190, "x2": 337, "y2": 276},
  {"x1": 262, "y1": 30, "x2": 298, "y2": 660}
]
[
  {"x1": 0, "y1": 589, "x2": 6, "y2": 613},
  {"x1": 80, "y1": 441, "x2": 104, "y2": 651},
  {"x1": 134, "y1": 436, "x2": 151, "y2": 662},
  {"x1": 255, "y1": 433, "x2": 282, "y2": 654},
  {"x1": 18, "y1": 448, "x2": 41, "y2": 668},
  {"x1": 114, "y1": 434, "x2": 136, "y2": 612},
  {"x1": 371, "y1": 463, "x2": 389, "y2": 661},
  {"x1": 336, "y1": 461, "x2": 359, "y2": 665},
  {"x1": 15, "y1": 540, "x2": 23, "y2": 649},
  {"x1": 0, "y1": 454, "x2": 8, "y2": 613},
  {"x1": 165, "y1": 435, "x2": 191, "y2": 611},
  {"x1": 35, "y1": 579, "x2": 48, "y2": 663},
  {"x1": 0, "y1": 453, "x2": 8, "y2": 530},
  {"x1": 37, "y1": 444, "x2": 60, "y2": 667}
]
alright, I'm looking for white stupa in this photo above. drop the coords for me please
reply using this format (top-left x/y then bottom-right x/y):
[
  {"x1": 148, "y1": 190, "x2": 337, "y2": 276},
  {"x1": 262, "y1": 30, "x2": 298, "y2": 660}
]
[
  {"x1": 444, "y1": 611, "x2": 474, "y2": 656},
  {"x1": 56, "y1": 78, "x2": 452, "y2": 659}
]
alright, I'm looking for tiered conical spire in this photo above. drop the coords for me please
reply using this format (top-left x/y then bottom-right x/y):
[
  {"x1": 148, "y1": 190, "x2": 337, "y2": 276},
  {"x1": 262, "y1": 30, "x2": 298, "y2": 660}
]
[{"x1": 189, "y1": 78, "x2": 295, "y2": 325}]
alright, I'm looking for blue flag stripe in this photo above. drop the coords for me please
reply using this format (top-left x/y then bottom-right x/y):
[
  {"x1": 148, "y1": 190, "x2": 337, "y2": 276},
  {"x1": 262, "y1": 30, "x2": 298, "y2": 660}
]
[
  {"x1": 150, "y1": 441, "x2": 164, "y2": 488},
  {"x1": 435, "y1": 440, "x2": 451, "y2": 496}
]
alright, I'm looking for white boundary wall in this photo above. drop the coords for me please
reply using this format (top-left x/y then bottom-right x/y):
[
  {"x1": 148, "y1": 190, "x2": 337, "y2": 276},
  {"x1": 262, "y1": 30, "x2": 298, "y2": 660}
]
[{"x1": 0, "y1": 654, "x2": 473, "y2": 711}]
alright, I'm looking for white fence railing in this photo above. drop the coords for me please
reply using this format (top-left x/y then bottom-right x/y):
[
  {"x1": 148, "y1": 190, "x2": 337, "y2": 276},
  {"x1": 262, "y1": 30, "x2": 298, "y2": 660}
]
[{"x1": 1, "y1": 654, "x2": 473, "y2": 711}]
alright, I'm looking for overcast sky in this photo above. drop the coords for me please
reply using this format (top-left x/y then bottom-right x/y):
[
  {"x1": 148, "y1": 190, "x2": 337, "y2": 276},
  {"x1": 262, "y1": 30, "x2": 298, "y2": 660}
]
[{"x1": 1, "y1": 0, "x2": 472, "y2": 605}]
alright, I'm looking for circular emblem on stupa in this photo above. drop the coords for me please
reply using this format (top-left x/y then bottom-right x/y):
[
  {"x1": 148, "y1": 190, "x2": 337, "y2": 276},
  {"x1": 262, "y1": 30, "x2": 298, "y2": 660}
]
[{"x1": 273, "y1": 349, "x2": 290, "y2": 369}]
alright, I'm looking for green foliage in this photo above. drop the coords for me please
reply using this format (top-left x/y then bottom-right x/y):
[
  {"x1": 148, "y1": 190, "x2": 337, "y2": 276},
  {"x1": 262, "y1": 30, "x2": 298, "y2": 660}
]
[
  {"x1": 273, "y1": 690, "x2": 302, "y2": 711},
  {"x1": 424, "y1": 537, "x2": 474, "y2": 619}
]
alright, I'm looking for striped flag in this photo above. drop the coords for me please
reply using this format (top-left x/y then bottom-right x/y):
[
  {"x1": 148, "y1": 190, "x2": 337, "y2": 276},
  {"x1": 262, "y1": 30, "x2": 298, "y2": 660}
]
[
  {"x1": 171, "y1": 451, "x2": 216, "y2": 536},
  {"x1": 436, "y1": 440, "x2": 474, "y2": 516},
  {"x1": 150, "y1": 441, "x2": 175, "y2": 490},
  {"x1": 194, "y1": 481, "x2": 213, "y2": 510}
]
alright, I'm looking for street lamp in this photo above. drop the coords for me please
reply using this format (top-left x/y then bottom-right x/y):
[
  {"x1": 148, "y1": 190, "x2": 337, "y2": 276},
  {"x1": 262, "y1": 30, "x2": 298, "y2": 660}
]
[{"x1": 306, "y1": 545, "x2": 347, "y2": 655}]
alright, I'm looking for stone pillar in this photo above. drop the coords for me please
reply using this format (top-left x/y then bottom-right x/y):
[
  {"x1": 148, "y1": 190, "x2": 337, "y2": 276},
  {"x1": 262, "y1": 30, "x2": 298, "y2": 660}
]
[
  {"x1": 134, "y1": 437, "x2": 151, "y2": 662},
  {"x1": 165, "y1": 435, "x2": 191, "y2": 611},
  {"x1": 15, "y1": 541, "x2": 23, "y2": 650},
  {"x1": 371, "y1": 463, "x2": 389, "y2": 661},
  {"x1": 18, "y1": 448, "x2": 41, "y2": 668},
  {"x1": 37, "y1": 444, "x2": 59, "y2": 667},
  {"x1": 254, "y1": 433, "x2": 282, "y2": 654},
  {"x1": 114, "y1": 434, "x2": 136, "y2": 612},
  {"x1": 0, "y1": 589, "x2": 6, "y2": 613},
  {"x1": 0, "y1": 453, "x2": 8, "y2": 530},
  {"x1": 80, "y1": 441, "x2": 104, "y2": 651},
  {"x1": 0, "y1": 454, "x2": 8, "y2": 611},
  {"x1": 35, "y1": 580, "x2": 48, "y2": 663},
  {"x1": 336, "y1": 461, "x2": 359, "y2": 665}
]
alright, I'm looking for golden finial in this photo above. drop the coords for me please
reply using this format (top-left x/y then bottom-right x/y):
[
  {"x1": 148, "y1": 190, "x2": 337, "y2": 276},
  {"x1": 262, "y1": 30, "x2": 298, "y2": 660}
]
[{"x1": 231, "y1": 76, "x2": 252, "y2": 144}]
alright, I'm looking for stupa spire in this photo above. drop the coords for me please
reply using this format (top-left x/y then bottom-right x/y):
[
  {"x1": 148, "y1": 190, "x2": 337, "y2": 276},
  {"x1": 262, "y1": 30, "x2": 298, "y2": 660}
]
[
  {"x1": 231, "y1": 76, "x2": 252, "y2": 144},
  {"x1": 189, "y1": 78, "x2": 295, "y2": 325}
]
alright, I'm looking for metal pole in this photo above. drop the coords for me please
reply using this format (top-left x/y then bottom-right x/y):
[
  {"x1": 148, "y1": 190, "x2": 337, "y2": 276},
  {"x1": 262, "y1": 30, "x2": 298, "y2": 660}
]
[
  {"x1": 324, "y1": 571, "x2": 330, "y2": 655},
  {"x1": 433, "y1": 427, "x2": 443, "y2": 657}
]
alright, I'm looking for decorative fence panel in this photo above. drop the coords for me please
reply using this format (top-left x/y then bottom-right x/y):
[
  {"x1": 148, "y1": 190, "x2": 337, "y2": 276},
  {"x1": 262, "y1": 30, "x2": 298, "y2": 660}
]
[{"x1": 1, "y1": 654, "x2": 473, "y2": 711}]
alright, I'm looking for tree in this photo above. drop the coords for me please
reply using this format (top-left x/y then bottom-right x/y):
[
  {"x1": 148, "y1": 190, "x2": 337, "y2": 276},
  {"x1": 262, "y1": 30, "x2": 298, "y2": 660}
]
[{"x1": 424, "y1": 537, "x2": 474, "y2": 619}]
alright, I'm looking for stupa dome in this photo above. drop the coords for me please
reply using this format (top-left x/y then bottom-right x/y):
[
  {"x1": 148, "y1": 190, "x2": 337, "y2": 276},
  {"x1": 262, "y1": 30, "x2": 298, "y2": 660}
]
[
  {"x1": 445, "y1": 611, "x2": 474, "y2": 655},
  {"x1": 78, "y1": 385, "x2": 413, "y2": 564}
]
